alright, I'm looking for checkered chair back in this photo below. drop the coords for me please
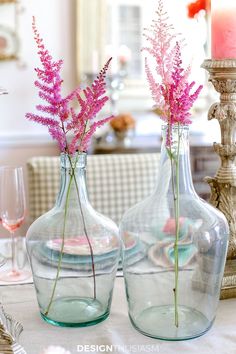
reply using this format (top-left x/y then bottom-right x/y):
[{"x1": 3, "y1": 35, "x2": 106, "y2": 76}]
[{"x1": 27, "y1": 153, "x2": 160, "y2": 225}]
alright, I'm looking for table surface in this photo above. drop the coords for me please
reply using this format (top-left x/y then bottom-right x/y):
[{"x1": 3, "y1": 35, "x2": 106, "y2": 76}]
[{"x1": 0, "y1": 278, "x2": 236, "y2": 354}]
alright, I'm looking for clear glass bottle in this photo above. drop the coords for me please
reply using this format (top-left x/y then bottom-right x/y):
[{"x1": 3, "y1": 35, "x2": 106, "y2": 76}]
[
  {"x1": 26, "y1": 153, "x2": 120, "y2": 327},
  {"x1": 120, "y1": 125, "x2": 229, "y2": 340}
]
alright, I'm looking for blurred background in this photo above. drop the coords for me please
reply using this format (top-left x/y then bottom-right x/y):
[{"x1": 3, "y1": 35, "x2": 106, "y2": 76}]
[{"x1": 0, "y1": 0, "x2": 220, "y2": 234}]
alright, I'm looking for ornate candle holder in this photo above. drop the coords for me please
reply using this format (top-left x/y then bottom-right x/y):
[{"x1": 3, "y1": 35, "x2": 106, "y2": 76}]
[{"x1": 202, "y1": 59, "x2": 236, "y2": 299}]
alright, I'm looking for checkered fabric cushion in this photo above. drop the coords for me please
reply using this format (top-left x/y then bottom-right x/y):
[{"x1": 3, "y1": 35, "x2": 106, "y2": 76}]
[{"x1": 27, "y1": 153, "x2": 160, "y2": 225}]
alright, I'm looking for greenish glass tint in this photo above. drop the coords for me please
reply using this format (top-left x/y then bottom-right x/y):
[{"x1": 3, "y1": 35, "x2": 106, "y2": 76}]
[
  {"x1": 26, "y1": 153, "x2": 120, "y2": 327},
  {"x1": 120, "y1": 125, "x2": 229, "y2": 341},
  {"x1": 41, "y1": 298, "x2": 110, "y2": 327}
]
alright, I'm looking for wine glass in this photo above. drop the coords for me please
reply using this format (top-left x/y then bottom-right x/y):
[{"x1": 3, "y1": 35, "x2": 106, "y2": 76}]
[
  {"x1": 0, "y1": 166, "x2": 30, "y2": 282},
  {"x1": 0, "y1": 216, "x2": 6, "y2": 267}
]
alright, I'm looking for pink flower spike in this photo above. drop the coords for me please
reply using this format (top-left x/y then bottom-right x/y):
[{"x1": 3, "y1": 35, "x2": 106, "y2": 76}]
[
  {"x1": 27, "y1": 18, "x2": 112, "y2": 153},
  {"x1": 143, "y1": 1, "x2": 202, "y2": 128},
  {"x1": 78, "y1": 115, "x2": 113, "y2": 152},
  {"x1": 26, "y1": 113, "x2": 59, "y2": 128}
]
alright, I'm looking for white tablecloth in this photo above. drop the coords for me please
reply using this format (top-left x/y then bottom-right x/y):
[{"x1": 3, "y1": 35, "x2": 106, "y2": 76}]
[{"x1": 0, "y1": 278, "x2": 236, "y2": 354}]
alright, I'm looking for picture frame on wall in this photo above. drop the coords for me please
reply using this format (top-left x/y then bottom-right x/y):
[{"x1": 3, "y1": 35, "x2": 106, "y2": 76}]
[
  {"x1": 0, "y1": 0, "x2": 19, "y2": 61},
  {"x1": 0, "y1": 24, "x2": 18, "y2": 60}
]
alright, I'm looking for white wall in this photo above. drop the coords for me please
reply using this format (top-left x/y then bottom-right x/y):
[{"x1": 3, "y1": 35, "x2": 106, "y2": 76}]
[
  {"x1": 0, "y1": 0, "x2": 77, "y2": 236},
  {"x1": 0, "y1": 0, "x2": 77, "y2": 138}
]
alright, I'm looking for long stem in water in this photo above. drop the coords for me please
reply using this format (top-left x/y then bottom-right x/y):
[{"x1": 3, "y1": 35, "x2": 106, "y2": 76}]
[
  {"x1": 174, "y1": 123, "x2": 181, "y2": 328},
  {"x1": 44, "y1": 171, "x2": 73, "y2": 316},
  {"x1": 68, "y1": 154, "x2": 96, "y2": 299}
]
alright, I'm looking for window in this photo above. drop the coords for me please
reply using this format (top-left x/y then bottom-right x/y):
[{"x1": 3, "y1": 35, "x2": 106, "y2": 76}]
[
  {"x1": 77, "y1": 0, "x2": 209, "y2": 110},
  {"x1": 107, "y1": 2, "x2": 142, "y2": 78}
]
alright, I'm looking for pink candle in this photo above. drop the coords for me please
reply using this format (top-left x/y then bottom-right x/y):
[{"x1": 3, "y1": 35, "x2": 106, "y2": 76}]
[{"x1": 211, "y1": 0, "x2": 236, "y2": 59}]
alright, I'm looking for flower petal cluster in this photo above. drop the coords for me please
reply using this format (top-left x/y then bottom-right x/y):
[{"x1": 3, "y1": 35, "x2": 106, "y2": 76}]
[
  {"x1": 143, "y1": 1, "x2": 203, "y2": 131},
  {"x1": 26, "y1": 17, "x2": 112, "y2": 154}
]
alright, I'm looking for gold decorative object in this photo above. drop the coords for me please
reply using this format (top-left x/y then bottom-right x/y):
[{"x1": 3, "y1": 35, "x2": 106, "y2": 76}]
[
  {"x1": 0, "y1": 304, "x2": 26, "y2": 353},
  {"x1": 202, "y1": 59, "x2": 236, "y2": 299},
  {"x1": 0, "y1": 322, "x2": 13, "y2": 353},
  {"x1": 0, "y1": 0, "x2": 16, "y2": 4}
]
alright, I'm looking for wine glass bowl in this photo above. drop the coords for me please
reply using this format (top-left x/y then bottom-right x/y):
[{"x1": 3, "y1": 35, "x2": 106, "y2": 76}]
[
  {"x1": 2, "y1": 218, "x2": 24, "y2": 233},
  {"x1": 0, "y1": 166, "x2": 30, "y2": 282}
]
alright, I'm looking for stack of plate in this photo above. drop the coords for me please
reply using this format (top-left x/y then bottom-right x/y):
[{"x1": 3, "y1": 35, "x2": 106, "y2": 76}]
[{"x1": 36, "y1": 233, "x2": 145, "y2": 271}]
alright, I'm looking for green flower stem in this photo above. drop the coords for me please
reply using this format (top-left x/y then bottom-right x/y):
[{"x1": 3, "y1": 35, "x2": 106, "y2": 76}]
[
  {"x1": 68, "y1": 154, "x2": 96, "y2": 300},
  {"x1": 174, "y1": 124, "x2": 181, "y2": 328},
  {"x1": 167, "y1": 124, "x2": 181, "y2": 327},
  {"x1": 44, "y1": 171, "x2": 74, "y2": 316}
]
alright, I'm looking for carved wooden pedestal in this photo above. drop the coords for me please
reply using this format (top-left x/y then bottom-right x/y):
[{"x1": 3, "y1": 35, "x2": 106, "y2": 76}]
[{"x1": 202, "y1": 59, "x2": 236, "y2": 299}]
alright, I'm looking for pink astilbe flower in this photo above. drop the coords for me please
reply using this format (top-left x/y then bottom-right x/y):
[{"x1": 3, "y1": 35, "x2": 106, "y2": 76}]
[
  {"x1": 143, "y1": 0, "x2": 203, "y2": 132},
  {"x1": 67, "y1": 58, "x2": 112, "y2": 155},
  {"x1": 26, "y1": 18, "x2": 113, "y2": 154},
  {"x1": 79, "y1": 115, "x2": 113, "y2": 152},
  {"x1": 143, "y1": 1, "x2": 178, "y2": 85},
  {"x1": 168, "y1": 42, "x2": 203, "y2": 126}
]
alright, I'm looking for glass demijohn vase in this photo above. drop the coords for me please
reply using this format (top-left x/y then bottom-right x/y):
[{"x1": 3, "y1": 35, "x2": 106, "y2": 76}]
[
  {"x1": 120, "y1": 125, "x2": 229, "y2": 340},
  {"x1": 26, "y1": 153, "x2": 120, "y2": 327}
]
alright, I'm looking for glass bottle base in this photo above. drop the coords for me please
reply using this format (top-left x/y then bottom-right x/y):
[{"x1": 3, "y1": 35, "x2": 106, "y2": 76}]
[
  {"x1": 130, "y1": 305, "x2": 213, "y2": 341},
  {"x1": 40, "y1": 296, "x2": 109, "y2": 327}
]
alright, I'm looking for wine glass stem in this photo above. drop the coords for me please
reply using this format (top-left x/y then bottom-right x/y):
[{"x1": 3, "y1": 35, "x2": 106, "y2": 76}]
[{"x1": 10, "y1": 231, "x2": 17, "y2": 272}]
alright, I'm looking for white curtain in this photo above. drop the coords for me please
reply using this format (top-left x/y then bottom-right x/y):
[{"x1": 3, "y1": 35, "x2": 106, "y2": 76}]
[{"x1": 76, "y1": 0, "x2": 108, "y2": 80}]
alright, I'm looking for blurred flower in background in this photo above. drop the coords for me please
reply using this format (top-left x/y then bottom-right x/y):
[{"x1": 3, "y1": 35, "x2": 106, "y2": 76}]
[
  {"x1": 187, "y1": 0, "x2": 210, "y2": 18},
  {"x1": 110, "y1": 113, "x2": 135, "y2": 134},
  {"x1": 110, "y1": 113, "x2": 136, "y2": 145}
]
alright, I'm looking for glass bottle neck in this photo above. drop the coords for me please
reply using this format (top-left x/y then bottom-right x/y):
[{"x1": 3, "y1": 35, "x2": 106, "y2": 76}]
[
  {"x1": 159, "y1": 125, "x2": 196, "y2": 195},
  {"x1": 56, "y1": 153, "x2": 89, "y2": 209}
]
